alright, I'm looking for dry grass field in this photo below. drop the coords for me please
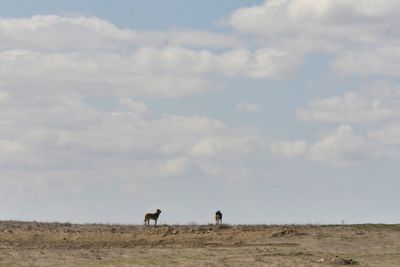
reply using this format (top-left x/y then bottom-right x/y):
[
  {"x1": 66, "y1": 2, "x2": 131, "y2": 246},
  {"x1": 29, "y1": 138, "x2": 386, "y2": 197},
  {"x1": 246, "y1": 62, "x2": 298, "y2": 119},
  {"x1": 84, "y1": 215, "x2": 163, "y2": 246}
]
[{"x1": 1, "y1": 221, "x2": 400, "y2": 266}]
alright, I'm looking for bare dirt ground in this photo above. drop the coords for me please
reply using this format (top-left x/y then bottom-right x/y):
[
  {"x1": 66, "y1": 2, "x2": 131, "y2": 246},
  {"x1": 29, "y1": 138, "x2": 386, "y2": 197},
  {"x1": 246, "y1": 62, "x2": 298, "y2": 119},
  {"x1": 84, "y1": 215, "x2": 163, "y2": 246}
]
[{"x1": 1, "y1": 221, "x2": 400, "y2": 266}]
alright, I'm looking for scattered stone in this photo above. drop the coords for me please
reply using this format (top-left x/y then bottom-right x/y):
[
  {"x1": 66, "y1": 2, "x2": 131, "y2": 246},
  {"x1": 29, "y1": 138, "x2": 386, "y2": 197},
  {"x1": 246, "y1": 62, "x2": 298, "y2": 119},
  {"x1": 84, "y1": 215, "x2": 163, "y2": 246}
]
[
  {"x1": 272, "y1": 228, "x2": 295, "y2": 237},
  {"x1": 162, "y1": 227, "x2": 175, "y2": 237},
  {"x1": 217, "y1": 224, "x2": 231, "y2": 230},
  {"x1": 331, "y1": 256, "x2": 359, "y2": 265},
  {"x1": 172, "y1": 230, "x2": 179, "y2": 235}
]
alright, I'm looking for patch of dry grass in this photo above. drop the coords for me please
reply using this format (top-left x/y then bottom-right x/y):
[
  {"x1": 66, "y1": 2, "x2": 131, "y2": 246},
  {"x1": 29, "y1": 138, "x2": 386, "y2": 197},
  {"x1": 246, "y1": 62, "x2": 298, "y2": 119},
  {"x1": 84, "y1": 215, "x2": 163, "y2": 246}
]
[{"x1": 0, "y1": 221, "x2": 400, "y2": 266}]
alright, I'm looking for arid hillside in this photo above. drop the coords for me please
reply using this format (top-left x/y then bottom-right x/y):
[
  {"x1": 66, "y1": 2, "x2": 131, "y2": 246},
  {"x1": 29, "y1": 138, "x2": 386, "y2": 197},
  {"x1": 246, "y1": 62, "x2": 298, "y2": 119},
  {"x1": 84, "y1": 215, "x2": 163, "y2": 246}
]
[{"x1": 0, "y1": 221, "x2": 400, "y2": 266}]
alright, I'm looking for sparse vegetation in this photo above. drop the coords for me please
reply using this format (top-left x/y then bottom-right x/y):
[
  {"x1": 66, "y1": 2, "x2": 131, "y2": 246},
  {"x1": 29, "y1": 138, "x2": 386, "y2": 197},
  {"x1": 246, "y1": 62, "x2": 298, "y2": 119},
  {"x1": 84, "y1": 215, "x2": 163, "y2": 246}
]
[{"x1": 1, "y1": 221, "x2": 400, "y2": 266}]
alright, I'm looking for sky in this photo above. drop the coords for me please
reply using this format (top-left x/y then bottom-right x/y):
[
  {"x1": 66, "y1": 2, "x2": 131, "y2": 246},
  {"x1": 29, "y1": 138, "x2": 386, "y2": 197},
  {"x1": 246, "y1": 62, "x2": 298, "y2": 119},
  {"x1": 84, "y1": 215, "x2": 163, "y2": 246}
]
[{"x1": 0, "y1": 0, "x2": 400, "y2": 225}]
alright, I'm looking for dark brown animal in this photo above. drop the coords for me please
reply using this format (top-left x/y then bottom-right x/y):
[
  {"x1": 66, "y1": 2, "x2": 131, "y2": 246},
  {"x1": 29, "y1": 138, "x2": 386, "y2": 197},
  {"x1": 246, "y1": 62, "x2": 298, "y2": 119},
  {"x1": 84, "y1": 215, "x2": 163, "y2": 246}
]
[
  {"x1": 215, "y1": 210, "x2": 222, "y2": 225},
  {"x1": 144, "y1": 209, "x2": 162, "y2": 226}
]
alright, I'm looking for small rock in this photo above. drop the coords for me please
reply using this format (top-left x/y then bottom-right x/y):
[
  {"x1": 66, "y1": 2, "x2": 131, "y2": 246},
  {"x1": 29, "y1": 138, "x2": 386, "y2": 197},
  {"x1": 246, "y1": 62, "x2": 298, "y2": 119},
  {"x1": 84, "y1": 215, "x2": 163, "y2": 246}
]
[
  {"x1": 271, "y1": 228, "x2": 305, "y2": 237},
  {"x1": 331, "y1": 256, "x2": 359, "y2": 265}
]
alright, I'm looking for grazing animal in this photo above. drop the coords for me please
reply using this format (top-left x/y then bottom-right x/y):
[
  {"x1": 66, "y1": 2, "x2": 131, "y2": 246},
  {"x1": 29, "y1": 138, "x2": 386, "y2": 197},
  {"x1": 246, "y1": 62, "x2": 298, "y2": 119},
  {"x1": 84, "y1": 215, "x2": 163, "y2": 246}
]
[
  {"x1": 215, "y1": 210, "x2": 223, "y2": 225},
  {"x1": 144, "y1": 209, "x2": 162, "y2": 226}
]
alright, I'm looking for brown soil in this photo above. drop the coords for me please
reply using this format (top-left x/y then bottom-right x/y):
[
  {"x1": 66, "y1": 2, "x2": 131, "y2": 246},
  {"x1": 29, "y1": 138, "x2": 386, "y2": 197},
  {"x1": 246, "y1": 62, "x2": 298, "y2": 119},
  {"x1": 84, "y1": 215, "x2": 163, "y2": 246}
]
[{"x1": 1, "y1": 221, "x2": 400, "y2": 266}]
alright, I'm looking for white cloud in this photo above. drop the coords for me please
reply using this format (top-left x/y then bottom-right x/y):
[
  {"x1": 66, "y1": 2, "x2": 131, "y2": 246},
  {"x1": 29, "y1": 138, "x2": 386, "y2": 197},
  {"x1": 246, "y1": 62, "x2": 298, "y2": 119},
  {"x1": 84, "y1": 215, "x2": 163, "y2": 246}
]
[
  {"x1": 235, "y1": 102, "x2": 261, "y2": 112},
  {"x1": 190, "y1": 135, "x2": 258, "y2": 158},
  {"x1": 268, "y1": 125, "x2": 389, "y2": 164},
  {"x1": 368, "y1": 123, "x2": 400, "y2": 145},
  {"x1": 229, "y1": 0, "x2": 400, "y2": 45},
  {"x1": 0, "y1": 48, "x2": 212, "y2": 98},
  {"x1": 188, "y1": 132, "x2": 262, "y2": 180},
  {"x1": 1, "y1": 6, "x2": 399, "y2": 203},
  {"x1": 137, "y1": 30, "x2": 242, "y2": 48},
  {"x1": 228, "y1": 0, "x2": 400, "y2": 77},
  {"x1": 0, "y1": 91, "x2": 8, "y2": 102},
  {"x1": 307, "y1": 125, "x2": 375, "y2": 164},
  {"x1": 0, "y1": 13, "x2": 314, "y2": 101},
  {"x1": 296, "y1": 83, "x2": 400, "y2": 123},
  {"x1": 0, "y1": 139, "x2": 27, "y2": 161},
  {"x1": 3, "y1": 3, "x2": 396, "y2": 93},
  {"x1": 270, "y1": 140, "x2": 307, "y2": 158},
  {"x1": 0, "y1": 83, "x2": 262, "y2": 183},
  {"x1": 119, "y1": 98, "x2": 149, "y2": 114},
  {"x1": 0, "y1": 46, "x2": 299, "y2": 99},
  {"x1": 217, "y1": 48, "x2": 302, "y2": 78},
  {"x1": 0, "y1": 15, "x2": 132, "y2": 51},
  {"x1": 0, "y1": 15, "x2": 240, "y2": 51},
  {"x1": 332, "y1": 46, "x2": 400, "y2": 77},
  {"x1": 161, "y1": 157, "x2": 188, "y2": 177},
  {"x1": 194, "y1": 159, "x2": 251, "y2": 181}
]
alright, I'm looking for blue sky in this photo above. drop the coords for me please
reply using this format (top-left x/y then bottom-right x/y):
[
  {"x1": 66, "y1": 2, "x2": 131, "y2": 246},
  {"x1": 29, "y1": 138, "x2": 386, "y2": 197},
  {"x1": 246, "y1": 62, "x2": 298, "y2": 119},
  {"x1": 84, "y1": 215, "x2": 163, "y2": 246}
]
[
  {"x1": 0, "y1": 0, "x2": 260, "y2": 29},
  {"x1": 0, "y1": 0, "x2": 400, "y2": 224}
]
